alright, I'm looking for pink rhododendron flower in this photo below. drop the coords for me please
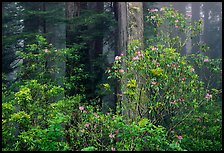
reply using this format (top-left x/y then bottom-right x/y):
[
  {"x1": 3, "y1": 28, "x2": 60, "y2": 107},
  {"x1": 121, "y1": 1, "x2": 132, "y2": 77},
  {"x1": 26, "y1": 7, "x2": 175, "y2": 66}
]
[
  {"x1": 44, "y1": 49, "x2": 49, "y2": 53},
  {"x1": 119, "y1": 69, "x2": 124, "y2": 73},
  {"x1": 85, "y1": 123, "x2": 90, "y2": 128},
  {"x1": 156, "y1": 63, "x2": 160, "y2": 67},
  {"x1": 151, "y1": 16, "x2": 156, "y2": 19},
  {"x1": 175, "y1": 20, "x2": 179, "y2": 23},
  {"x1": 115, "y1": 56, "x2": 121, "y2": 60},
  {"x1": 182, "y1": 77, "x2": 186, "y2": 81},
  {"x1": 204, "y1": 58, "x2": 209, "y2": 62},
  {"x1": 205, "y1": 93, "x2": 212, "y2": 100},
  {"x1": 149, "y1": 8, "x2": 158, "y2": 12},
  {"x1": 170, "y1": 101, "x2": 176, "y2": 104},
  {"x1": 171, "y1": 63, "x2": 176, "y2": 67},
  {"x1": 109, "y1": 133, "x2": 115, "y2": 139},
  {"x1": 79, "y1": 106, "x2": 84, "y2": 111},
  {"x1": 111, "y1": 147, "x2": 115, "y2": 151},
  {"x1": 175, "y1": 25, "x2": 179, "y2": 28},
  {"x1": 186, "y1": 13, "x2": 192, "y2": 17},
  {"x1": 93, "y1": 112, "x2": 99, "y2": 118},
  {"x1": 160, "y1": 7, "x2": 165, "y2": 11},
  {"x1": 177, "y1": 135, "x2": 183, "y2": 140},
  {"x1": 151, "y1": 81, "x2": 157, "y2": 85},
  {"x1": 190, "y1": 67, "x2": 195, "y2": 72},
  {"x1": 152, "y1": 47, "x2": 158, "y2": 51},
  {"x1": 132, "y1": 56, "x2": 140, "y2": 60},
  {"x1": 120, "y1": 53, "x2": 124, "y2": 56}
]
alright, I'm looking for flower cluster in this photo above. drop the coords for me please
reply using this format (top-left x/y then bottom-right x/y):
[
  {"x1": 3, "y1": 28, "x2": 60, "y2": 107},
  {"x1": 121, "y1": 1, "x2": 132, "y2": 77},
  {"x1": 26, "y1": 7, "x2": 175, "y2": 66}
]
[{"x1": 205, "y1": 93, "x2": 212, "y2": 100}]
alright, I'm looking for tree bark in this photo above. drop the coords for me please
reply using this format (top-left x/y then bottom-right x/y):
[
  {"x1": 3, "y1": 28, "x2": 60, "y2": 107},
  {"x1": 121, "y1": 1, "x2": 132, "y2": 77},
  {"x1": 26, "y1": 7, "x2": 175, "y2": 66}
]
[{"x1": 116, "y1": 2, "x2": 144, "y2": 119}]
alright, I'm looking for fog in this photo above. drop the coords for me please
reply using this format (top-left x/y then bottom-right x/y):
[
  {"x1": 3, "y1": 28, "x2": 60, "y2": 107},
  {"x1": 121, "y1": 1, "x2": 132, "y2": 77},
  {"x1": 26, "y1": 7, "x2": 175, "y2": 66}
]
[{"x1": 156, "y1": 2, "x2": 222, "y2": 90}]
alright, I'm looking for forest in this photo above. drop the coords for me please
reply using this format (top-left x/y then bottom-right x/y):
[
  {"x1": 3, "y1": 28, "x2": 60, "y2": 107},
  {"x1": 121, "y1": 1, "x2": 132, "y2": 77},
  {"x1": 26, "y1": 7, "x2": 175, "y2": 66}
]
[{"x1": 2, "y1": 2, "x2": 222, "y2": 151}]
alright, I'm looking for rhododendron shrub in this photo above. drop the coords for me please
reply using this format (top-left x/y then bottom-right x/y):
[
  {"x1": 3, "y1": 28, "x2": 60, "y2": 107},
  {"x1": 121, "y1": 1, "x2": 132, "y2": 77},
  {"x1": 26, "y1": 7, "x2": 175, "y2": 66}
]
[
  {"x1": 107, "y1": 6, "x2": 221, "y2": 151},
  {"x1": 68, "y1": 105, "x2": 184, "y2": 151}
]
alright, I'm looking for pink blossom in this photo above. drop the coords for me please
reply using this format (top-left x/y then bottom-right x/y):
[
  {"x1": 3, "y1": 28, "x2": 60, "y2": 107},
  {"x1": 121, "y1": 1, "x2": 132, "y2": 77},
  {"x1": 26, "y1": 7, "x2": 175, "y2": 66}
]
[
  {"x1": 119, "y1": 69, "x2": 124, "y2": 73},
  {"x1": 182, "y1": 77, "x2": 186, "y2": 81},
  {"x1": 151, "y1": 16, "x2": 156, "y2": 19},
  {"x1": 160, "y1": 7, "x2": 165, "y2": 11},
  {"x1": 111, "y1": 147, "x2": 115, "y2": 151},
  {"x1": 85, "y1": 123, "x2": 90, "y2": 128},
  {"x1": 156, "y1": 63, "x2": 160, "y2": 67},
  {"x1": 175, "y1": 20, "x2": 179, "y2": 23},
  {"x1": 132, "y1": 56, "x2": 140, "y2": 60},
  {"x1": 175, "y1": 25, "x2": 179, "y2": 28},
  {"x1": 171, "y1": 101, "x2": 176, "y2": 104},
  {"x1": 186, "y1": 13, "x2": 192, "y2": 17},
  {"x1": 177, "y1": 135, "x2": 183, "y2": 140},
  {"x1": 79, "y1": 106, "x2": 84, "y2": 111},
  {"x1": 151, "y1": 81, "x2": 157, "y2": 85},
  {"x1": 139, "y1": 53, "x2": 144, "y2": 57},
  {"x1": 44, "y1": 49, "x2": 49, "y2": 53},
  {"x1": 136, "y1": 51, "x2": 144, "y2": 57},
  {"x1": 152, "y1": 47, "x2": 158, "y2": 51},
  {"x1": 115, "y1": 56, "x2": 121, "y2": 60},
  {"x1": 190, "y1": 67, "x2": 195, "y2": 72},
  {"x1": 204, "y1": 58, "x2": 209, "y2": 62},
  {"x1": 149, "y1": 8, "x2": 158, "y2": 12},
  {"x1": 171, "y1": 63, "x2": 176, "y2": 67},
  {"x1": 93, "y1": 112, "x2": 99, "y2": 118},
  {"x1": 205, "y1": 93, "x2": 212, "y2": 100},
  {"x1": 120, "y1": 53, "x2": 124, "y2": 56},
  {"x1": 109, "y1": 133, "x2": 115, "y2": 139},
  {"x1": 94, "y1": 124, "x2": 97, "y2": 129}
]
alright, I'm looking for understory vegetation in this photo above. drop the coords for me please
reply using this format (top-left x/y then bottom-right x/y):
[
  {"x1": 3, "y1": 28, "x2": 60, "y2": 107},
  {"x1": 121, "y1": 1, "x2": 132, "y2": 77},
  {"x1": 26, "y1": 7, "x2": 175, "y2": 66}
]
[{"x1": 2, "y1": 5, "x2": 222, "y2": 151}]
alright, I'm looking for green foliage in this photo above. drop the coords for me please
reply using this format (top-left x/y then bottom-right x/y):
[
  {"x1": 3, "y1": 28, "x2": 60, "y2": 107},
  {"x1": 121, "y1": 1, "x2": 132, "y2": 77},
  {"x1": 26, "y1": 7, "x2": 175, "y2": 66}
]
[
  {"x1": 107, "y1": 6, "x2": 222, "y2": 151},
  {"x1": 178, "y1": 99, "x2": 222, "y2": 151},
  {"x1": 2, "y1": 35, "x2": 82, "y2": 151},
  {"x1": 67, "y1": 105, "x2": 184, "y2": 151}
]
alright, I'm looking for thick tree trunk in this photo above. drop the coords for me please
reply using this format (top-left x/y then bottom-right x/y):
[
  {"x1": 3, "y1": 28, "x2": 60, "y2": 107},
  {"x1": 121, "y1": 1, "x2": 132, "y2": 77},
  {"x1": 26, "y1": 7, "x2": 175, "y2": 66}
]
[{"x1": 116, "y1": 2, "x2": 144, "y2": 119}]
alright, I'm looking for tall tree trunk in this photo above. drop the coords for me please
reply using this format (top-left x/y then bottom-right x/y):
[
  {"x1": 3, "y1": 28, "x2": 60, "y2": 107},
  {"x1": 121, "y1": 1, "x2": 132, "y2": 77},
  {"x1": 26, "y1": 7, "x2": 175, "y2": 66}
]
[{"x1": 116, "y1": 2, "x2": 144, "y2": 119}]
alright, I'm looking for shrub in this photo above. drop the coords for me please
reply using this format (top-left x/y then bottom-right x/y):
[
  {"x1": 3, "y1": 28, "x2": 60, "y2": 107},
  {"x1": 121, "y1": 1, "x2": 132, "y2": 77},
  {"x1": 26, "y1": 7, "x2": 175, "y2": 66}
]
[
  {"x1": 68, "y1": 105, "x2": 184, "y2": 151},
  {"x1": 106, "y1": 6, "x2": 222, "y2": 151}
]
